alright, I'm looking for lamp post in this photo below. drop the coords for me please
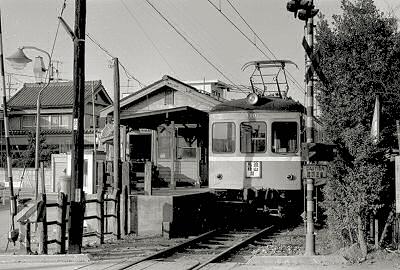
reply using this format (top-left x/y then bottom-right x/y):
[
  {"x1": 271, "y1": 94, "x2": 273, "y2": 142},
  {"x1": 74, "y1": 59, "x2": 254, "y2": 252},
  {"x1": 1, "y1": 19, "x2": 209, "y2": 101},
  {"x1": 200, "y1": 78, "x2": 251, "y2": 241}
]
[{"x1": 6, "y1": 46, "x2": 51, "y2": 200}]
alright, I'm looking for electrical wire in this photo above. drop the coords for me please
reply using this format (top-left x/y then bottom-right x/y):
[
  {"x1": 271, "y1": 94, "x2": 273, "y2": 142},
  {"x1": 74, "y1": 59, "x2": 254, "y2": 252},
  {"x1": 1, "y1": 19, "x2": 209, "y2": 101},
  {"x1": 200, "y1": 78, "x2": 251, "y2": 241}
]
[
  {"x1": 44, "y1": 0, "x2": 67, "y2": 83},
  {"x1": 164, "y1": 0, "x2": 227, "y2": 77},
  {"x1": 85, "y1": 33, "x2": 115, "y2": 59},
  {"x1": 85, "y1": 32, "x2": 146, "y2": 88},
  {"x1": 207, "y1": 0, "x2": 305, "y2": 94},
  {"x1": 225, "y1": 0, "x2": 277, "y2": 60},
  {"x1": 119, "y1": 0, "x2": 178, "y2": 78},
  {"x1": 145, "y1": 0, "x2": 245, "y2": 94},
  {"x1": 225, "y1": 0, "x2": 303, "y2": 92},
  {"x1": 119, "y1": 61, "x2": 146, "y2": 88}
]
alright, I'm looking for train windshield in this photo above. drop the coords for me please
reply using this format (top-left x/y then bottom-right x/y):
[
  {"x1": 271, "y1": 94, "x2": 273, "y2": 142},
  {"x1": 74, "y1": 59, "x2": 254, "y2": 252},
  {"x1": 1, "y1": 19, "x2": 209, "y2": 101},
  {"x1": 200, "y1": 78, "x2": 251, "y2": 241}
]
[
  {"x1": 271, "y1": 122, "x2": 298, "y2": 153},
  {"x1": 240, "y1": 122, "x2": 266, "y2": 153},
  {"x1": 212, "y1": 122, "x2": 236, "y2": 153}
]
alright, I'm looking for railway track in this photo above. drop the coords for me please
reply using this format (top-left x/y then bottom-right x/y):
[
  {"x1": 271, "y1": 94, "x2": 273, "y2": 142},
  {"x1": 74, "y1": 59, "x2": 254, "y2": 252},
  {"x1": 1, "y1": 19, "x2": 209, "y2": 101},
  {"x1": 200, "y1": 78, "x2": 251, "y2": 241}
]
[{"x1": 79, "y1": 225, "x2": 275, "y2": 270}]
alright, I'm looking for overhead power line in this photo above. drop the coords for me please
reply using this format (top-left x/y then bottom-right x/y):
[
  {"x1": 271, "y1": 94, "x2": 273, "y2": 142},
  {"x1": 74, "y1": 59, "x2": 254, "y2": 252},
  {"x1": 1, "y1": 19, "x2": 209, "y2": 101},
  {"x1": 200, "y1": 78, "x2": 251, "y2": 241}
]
[
  {"x1": 206, "y1": 0, "x2": 274, "y2": 60},
  {"x1": 207, "y1": 0, "x2": 305, "y2": 94},
  {"x1": 119, "y1": 0, "x2": 178, "y2": 78},
  {"x1": 145, "y1": 0, "x2": 245, "y2": 94},
  {"x1": 225, "y1": 0, "x2": 278, "y2": 60},
  {"x1": 85, "y1": 32, "x2": 146, "y2": 88}
]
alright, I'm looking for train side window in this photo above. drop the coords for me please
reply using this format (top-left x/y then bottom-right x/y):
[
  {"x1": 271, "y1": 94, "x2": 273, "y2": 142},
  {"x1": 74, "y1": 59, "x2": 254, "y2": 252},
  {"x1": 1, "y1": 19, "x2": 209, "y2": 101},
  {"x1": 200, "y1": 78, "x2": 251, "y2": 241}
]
[
  {"x1": 240, "y1": 122, "x2": 266, "y2": 153},
  {"x1": 212, "y1": 122, "x2": 236, "y2": 153},
  {"x1": 271, "y1": 122, "x2": 298, "y2": 153}
]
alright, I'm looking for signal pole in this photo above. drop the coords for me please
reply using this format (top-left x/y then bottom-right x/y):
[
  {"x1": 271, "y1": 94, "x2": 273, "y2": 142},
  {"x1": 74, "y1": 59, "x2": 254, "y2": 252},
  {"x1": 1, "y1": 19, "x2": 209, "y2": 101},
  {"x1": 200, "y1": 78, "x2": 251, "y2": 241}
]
[
  {"x1": 304, "y1": 1, "x2": 315, "y2": 255},
  {"x1": 286, "y1": 0, "x2": 318, "y2": 255},
  {"x1": 68, "y1": 0, "x2": 86, "y2": 254}
]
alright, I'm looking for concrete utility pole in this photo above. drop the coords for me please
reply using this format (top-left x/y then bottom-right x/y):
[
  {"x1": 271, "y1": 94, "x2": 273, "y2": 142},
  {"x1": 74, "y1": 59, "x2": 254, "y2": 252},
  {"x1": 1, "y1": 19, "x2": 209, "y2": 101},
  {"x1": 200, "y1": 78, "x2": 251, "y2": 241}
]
[
  {"x1": 113, "y1": 57, "x2": 121, "y2": 239},
  {"x1": 68, "y1": 0, "x2": 86, "y2": 254}
]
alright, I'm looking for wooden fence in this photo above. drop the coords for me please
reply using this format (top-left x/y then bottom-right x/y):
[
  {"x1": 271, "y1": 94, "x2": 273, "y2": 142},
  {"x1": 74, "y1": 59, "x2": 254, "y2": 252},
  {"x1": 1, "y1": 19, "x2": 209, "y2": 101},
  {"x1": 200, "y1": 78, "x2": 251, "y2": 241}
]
[{"x1": 17, "y1": 161, "x2": 130, "y2": 254}]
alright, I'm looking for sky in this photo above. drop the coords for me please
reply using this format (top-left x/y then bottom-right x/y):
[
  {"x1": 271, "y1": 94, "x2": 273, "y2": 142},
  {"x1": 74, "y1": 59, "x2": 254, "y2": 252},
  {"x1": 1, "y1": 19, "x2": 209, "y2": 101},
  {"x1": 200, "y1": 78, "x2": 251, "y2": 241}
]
[{"x1": 0, "y1": 0, "x2": 399, "y2": 103}]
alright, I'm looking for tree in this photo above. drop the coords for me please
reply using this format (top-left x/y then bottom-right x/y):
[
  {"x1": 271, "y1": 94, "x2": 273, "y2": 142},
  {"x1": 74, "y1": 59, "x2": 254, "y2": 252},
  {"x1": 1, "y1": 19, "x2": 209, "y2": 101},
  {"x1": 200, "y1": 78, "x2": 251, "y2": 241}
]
[
  {"x1": 13, "y1": 131, "x2": 57, "y2": 168},
  {"x1": 315, "y1": 0, "x2": 400, "y2": 257}
]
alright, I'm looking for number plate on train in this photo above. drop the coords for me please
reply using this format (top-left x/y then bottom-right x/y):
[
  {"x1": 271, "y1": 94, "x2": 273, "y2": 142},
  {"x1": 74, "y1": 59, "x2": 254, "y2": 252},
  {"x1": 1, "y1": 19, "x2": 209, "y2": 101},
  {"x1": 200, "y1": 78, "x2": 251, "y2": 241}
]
[{"x1": 246, "y1": 161, "x2": 261, "y2": 178}]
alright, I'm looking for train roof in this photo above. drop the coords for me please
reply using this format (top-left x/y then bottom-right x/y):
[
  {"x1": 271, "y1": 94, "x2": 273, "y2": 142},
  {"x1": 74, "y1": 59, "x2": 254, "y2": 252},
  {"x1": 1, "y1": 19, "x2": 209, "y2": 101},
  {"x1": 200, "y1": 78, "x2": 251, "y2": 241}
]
[{"x1": 210, "y1": 96, "x2": 305, "y2": 113}]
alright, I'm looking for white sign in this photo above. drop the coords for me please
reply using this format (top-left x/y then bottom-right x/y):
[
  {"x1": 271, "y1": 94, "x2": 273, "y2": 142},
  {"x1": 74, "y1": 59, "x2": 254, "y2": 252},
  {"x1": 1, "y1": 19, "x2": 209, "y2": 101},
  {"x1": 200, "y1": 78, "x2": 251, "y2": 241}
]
[
  {"x1": 73, "y1": 118, "x2": 78, "y2": 131},
  {"x1": 303, "y1": 165, "x2": 327, "y2": 179},
  {"x1": 246, "y1": 161, "x2": 261, "y2": 178}
]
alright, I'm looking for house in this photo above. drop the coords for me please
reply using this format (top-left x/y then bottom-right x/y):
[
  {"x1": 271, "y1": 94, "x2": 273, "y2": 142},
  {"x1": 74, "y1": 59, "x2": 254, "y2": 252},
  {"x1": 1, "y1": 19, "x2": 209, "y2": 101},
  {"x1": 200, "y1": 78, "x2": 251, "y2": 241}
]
[
  {"x1": 100, "y1": 75, "x2": 224, "y2": 188},
  {"x1": 184, "y1": 79, "x2": 231, "y2": 99},
  {"x1": 4, "y1": 80, "x2": 112, "y2": 157}
]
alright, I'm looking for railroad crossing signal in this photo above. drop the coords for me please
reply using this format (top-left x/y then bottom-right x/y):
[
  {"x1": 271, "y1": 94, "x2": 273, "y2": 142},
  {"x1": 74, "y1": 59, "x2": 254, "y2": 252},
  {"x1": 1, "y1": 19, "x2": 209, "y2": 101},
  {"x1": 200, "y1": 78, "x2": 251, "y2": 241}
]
[
  {"x1": 302, "y1": 38, "x2": 328, "y2": 87},
  {"x1": 286, "y1": 0, "x2": 319, "y2": 21},
  {"x1": 301, "y1": 143, "x2": 336, "y2": 162}
]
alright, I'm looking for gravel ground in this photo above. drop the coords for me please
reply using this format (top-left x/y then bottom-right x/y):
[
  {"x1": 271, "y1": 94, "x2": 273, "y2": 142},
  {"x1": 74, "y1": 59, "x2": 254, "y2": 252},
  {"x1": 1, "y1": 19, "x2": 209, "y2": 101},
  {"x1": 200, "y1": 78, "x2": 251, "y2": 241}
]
[{"x1": 249, "y1": 224, "x2": 333, "y2": 256}]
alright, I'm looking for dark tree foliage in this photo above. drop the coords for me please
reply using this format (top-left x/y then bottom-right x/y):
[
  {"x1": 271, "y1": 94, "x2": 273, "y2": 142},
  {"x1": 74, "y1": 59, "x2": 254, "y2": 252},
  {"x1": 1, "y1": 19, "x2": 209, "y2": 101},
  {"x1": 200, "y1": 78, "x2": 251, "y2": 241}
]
[{"x1": 315, "y1": 0, "x2": 400, "y2": 255}]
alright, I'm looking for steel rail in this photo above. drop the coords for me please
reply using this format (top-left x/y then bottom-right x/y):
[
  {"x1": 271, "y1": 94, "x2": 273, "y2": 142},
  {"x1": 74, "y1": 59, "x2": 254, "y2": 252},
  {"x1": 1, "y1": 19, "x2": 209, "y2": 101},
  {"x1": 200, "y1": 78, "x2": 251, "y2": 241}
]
[
  {"x1": 190, "y1": 225, "x2": 275, "y2": 270},
  {"x1": 107, "y1": 229, "x2": 218, "y2": 270}
]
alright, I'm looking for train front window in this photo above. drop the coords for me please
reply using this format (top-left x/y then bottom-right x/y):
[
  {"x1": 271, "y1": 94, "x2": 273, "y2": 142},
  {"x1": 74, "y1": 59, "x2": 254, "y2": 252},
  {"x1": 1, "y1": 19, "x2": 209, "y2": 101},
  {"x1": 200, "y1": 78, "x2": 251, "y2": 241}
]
[
  {"x1": 240, "y1": 122, "x2": 266, "y2": 153},
  {"x1": 212, "y1": 122, "x2": 236, "y2": 153},
  {"x1": 271, "y1": 122, "x2": 298, "y2": 153}
]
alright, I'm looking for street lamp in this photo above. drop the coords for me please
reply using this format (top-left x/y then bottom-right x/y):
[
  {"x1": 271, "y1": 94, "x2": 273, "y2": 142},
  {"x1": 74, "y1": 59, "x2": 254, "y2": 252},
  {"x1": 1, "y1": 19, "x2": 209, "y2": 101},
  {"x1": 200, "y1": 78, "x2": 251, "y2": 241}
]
[{"x1": 6, "y1": 46, "x2": 52, "y2": 201}]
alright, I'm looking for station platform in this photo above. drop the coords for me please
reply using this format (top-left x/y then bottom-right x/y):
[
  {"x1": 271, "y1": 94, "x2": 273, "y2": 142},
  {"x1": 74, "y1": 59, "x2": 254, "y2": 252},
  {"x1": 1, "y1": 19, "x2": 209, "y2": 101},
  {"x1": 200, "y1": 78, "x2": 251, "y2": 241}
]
[{"x1": 128, "y1": 187, "x2": 216, "y2": 238}]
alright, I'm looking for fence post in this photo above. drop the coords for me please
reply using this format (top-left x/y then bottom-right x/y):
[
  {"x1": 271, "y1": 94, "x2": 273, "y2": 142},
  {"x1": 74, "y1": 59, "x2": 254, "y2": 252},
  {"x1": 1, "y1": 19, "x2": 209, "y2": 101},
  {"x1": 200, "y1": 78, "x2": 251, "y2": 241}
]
[
  {"x1": 26, "y1": 221, "x2": 31, "y2": 254},
  {"x1": 37, "y1": 193, "x2": 48, "y2": 254},
  {"x1": 19, "y1": 220, "x2": 32, "y2": 254},
  {"x1": 144, "y1": 161, "x2": 152, "y2": 196},
  {"x1": 112, "y1": 189, "x2": 121, "y2": 239},
  {"x1": 56, "y1": 192, "x2": 67, "y2": 254},
  {"x1": 121, "y1": 162, "x2": 130, "y2": 236},
  {"x1": 375, "y1": 217, "x2": 379, "y2": 249},
  {"x1": 97, "y1": 161, "x2": 106, "y2": 244}
]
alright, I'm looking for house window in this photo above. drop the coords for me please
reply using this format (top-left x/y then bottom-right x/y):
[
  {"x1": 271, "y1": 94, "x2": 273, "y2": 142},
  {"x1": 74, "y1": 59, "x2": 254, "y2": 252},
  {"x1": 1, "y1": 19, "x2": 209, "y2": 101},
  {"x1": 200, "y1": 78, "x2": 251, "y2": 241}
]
[
  {"x1": 158, "y1": 130, "x2": 171, "y2": 159},
  {"x1": 177, "y1": 128, "x2": 197, "y2": 159},
  {"x1": 9, "y1": 118, "x2": 20, "y2": 130},
  {"x1": 22, "y1": 115, "x2": 36, "y2": 129},
  {"x1": 164, "y1": 89, "x2": 174, "y2": 105},
  {"x1": 59, "y1": 115, "x2": 72, "y2": 129},
  {"x1": 22, "y1": 114, "x2": 72, "y2": 130},
  {"x1": 40, "y1": 116, "x2": 51, "y2": 129}
]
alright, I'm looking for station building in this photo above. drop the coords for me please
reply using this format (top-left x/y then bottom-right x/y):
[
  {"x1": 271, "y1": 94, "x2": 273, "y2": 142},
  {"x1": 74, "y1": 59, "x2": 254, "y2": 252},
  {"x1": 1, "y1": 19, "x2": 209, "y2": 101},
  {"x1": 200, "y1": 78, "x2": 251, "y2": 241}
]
[{"x1": 100, "y1": 75, "x2": 226, "y2": 189}]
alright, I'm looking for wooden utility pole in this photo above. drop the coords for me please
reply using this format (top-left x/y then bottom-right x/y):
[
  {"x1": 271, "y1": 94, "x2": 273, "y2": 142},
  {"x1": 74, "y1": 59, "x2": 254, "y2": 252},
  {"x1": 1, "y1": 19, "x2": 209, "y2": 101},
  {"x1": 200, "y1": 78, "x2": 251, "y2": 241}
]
[
  {"x1": 0, "y1": 9, "x2": 18, "y2": 244},
  {"x1": 68, "y1": 0, "x2": 86, "y2": 254},
  {"x1": 113, "y1": 57, "x2": 121, "y2": 239}
]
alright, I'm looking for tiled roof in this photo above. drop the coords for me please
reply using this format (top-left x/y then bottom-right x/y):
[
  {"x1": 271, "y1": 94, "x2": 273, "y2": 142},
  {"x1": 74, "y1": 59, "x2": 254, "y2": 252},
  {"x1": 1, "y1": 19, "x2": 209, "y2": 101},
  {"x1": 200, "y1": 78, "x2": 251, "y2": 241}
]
[{"x1": 8, "y1": 80, "x2": 104, "y2": 109}]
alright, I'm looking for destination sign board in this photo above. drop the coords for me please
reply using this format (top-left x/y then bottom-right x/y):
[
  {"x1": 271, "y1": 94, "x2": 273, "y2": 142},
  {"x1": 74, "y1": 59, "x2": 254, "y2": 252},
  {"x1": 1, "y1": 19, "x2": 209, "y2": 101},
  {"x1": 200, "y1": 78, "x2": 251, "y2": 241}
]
[{"x1": 246, "y1": 161, "x2": 261, "y2": 178}]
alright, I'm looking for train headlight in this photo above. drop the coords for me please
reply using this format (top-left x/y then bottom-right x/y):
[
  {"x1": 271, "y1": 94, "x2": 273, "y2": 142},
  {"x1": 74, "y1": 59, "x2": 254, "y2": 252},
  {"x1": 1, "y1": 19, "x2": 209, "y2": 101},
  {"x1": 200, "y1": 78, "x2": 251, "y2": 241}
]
[
  {"x1": 246, "y1": 93, "x2": 259, "y2": 105},
  {"x1": 286, "y1": 174, "x2": 296, "y2": 181}
]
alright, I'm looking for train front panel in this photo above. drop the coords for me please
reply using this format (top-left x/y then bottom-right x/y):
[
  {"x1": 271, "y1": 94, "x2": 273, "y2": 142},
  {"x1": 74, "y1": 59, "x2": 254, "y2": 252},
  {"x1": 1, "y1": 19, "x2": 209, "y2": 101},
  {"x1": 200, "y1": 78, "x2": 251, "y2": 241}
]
[{"x1": 209, "y1": 111, "x2": 302, "y2": 192}]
